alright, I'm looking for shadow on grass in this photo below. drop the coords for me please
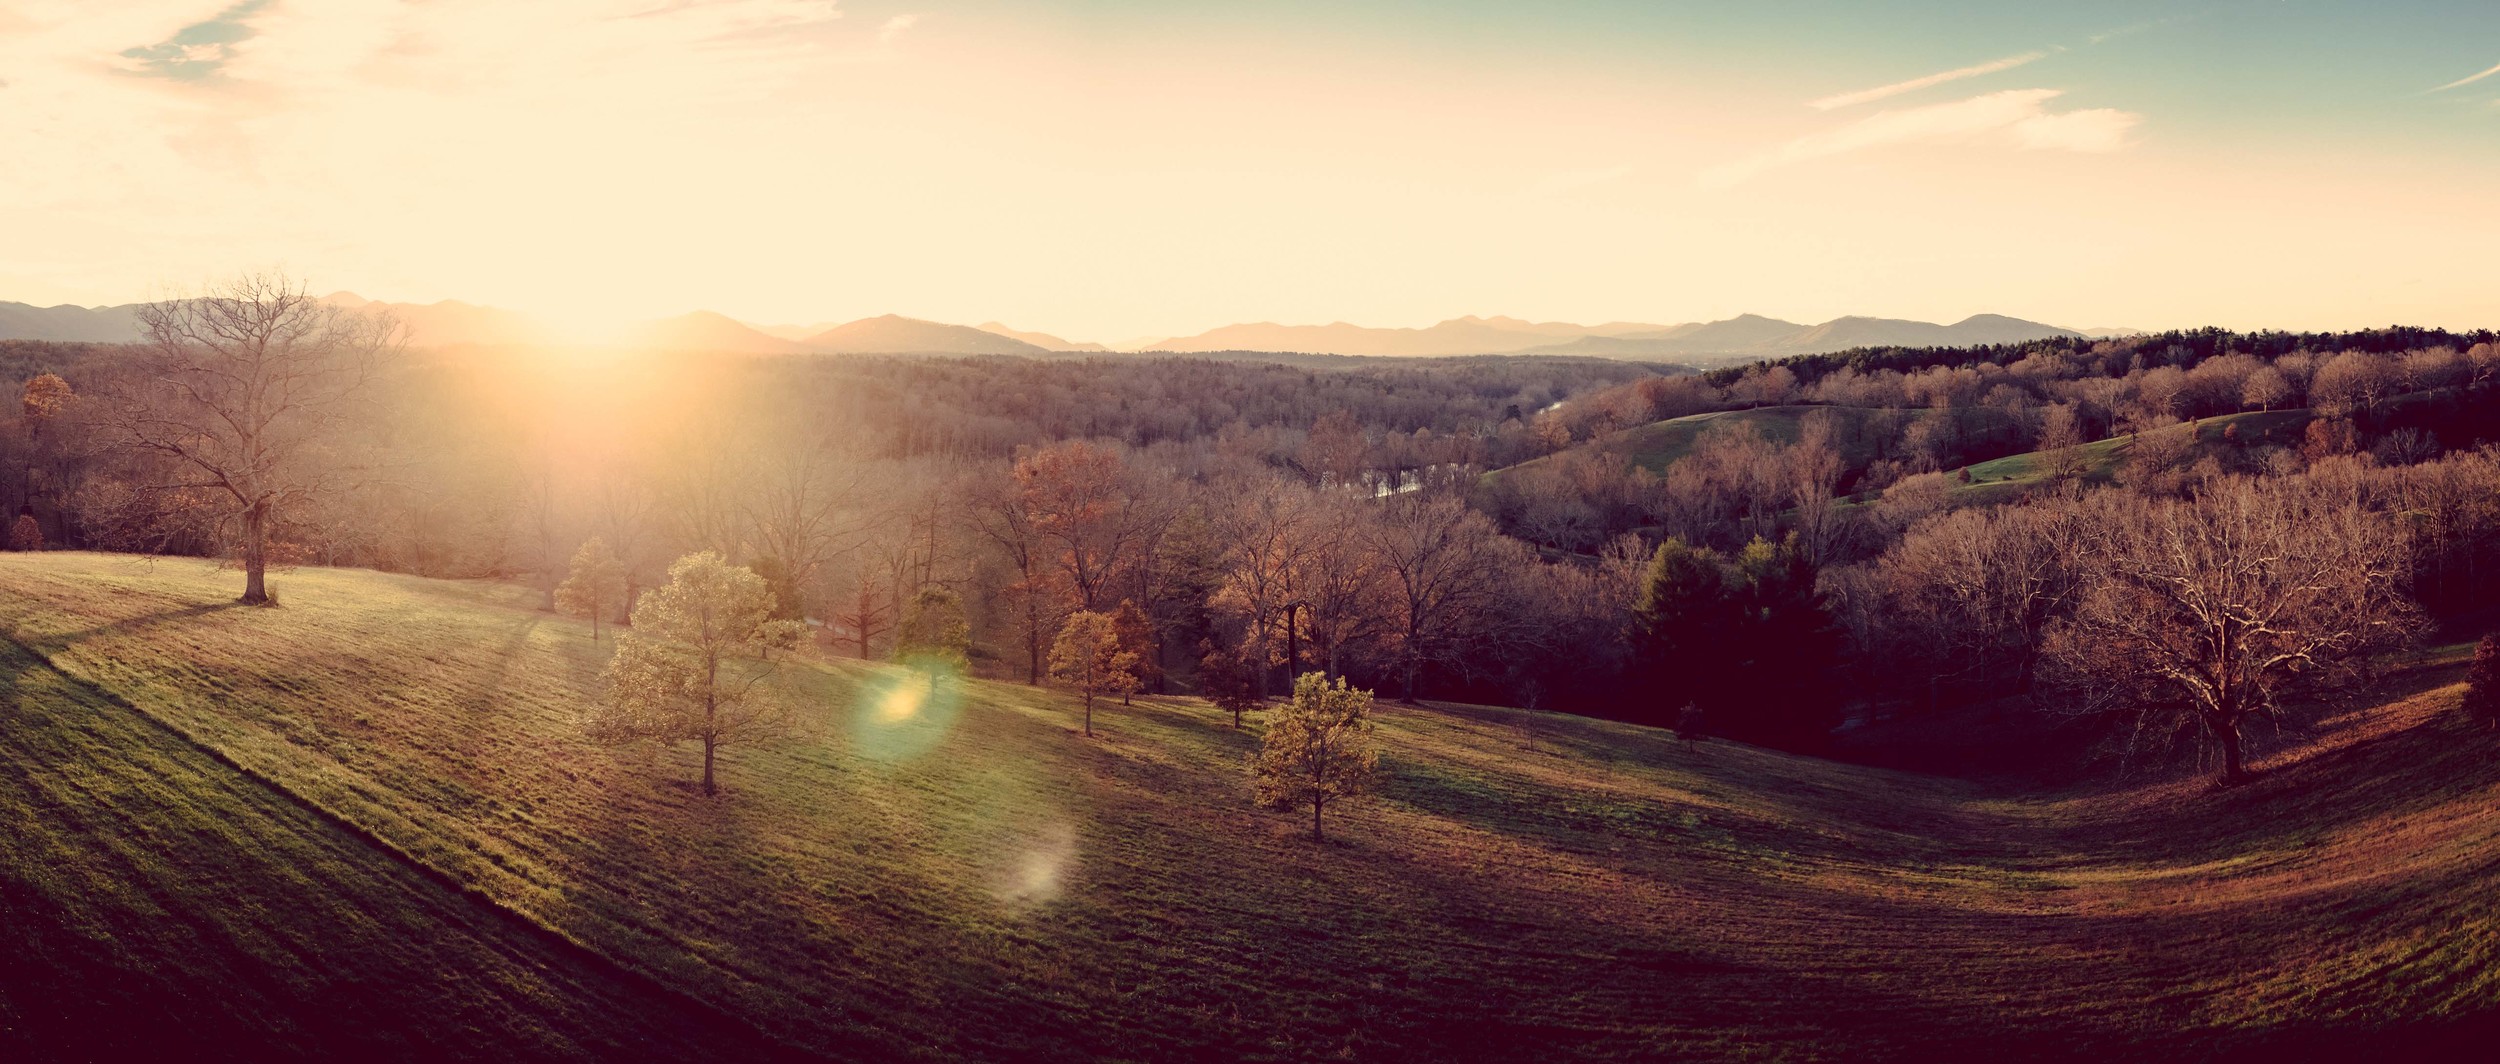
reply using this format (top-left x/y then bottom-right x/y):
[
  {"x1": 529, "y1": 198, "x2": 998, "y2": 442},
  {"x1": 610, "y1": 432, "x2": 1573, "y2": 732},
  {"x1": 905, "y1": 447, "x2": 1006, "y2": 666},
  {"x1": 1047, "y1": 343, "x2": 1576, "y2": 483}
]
[{"x1": 17, "y1": 600, "x2": 247, "y2": 654}]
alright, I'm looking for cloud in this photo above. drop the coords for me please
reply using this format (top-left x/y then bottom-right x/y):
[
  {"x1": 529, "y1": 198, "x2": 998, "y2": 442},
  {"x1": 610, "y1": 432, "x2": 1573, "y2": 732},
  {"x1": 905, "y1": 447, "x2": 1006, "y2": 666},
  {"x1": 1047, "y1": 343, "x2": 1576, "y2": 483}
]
[
  {"x1": 2430, "y1": 59, "x2": 2500, "y2": 93},
  {"x1": 1808, "y1": 51, "x2": 2047, "y2": 111},
  {"x1": 878, "y1": 13, "x2": 917, "y2": 48},
  {"x1": 1704, "y1": 88, "x2": 2140, "y2": 187},
  {"x1": 117, "y1": 0, "x2": 272, "y2": 81}
]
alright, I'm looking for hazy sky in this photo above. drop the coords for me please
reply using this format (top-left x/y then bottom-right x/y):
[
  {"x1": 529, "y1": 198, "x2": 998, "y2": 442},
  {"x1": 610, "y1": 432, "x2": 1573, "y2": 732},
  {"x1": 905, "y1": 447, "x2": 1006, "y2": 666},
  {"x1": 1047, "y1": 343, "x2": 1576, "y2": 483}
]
[{"x1": 3, "y1": 0, "x2": 2497, "y2": 341}]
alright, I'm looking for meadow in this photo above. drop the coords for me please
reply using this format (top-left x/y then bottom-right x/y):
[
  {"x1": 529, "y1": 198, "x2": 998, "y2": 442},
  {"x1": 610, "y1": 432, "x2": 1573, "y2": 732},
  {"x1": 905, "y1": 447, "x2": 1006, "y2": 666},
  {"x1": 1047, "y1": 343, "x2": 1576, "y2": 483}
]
[{"x1": 4, "y1": 552, "x2": 2497, "y2": 1059}]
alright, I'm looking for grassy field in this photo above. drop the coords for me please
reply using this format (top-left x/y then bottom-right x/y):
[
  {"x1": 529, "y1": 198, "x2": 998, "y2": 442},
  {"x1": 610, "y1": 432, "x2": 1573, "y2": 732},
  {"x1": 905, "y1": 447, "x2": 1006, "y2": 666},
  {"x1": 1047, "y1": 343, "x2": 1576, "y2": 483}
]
[
  {"x1": 1487, "y1": 404, "x2": 1929, "y2": 486},
  {"x1": 1951, "y1": 409, "x2": 2315, "y2": 502},
  {"x1": 5, "y1": 552, "x2": 2500, "y2": 1060}
]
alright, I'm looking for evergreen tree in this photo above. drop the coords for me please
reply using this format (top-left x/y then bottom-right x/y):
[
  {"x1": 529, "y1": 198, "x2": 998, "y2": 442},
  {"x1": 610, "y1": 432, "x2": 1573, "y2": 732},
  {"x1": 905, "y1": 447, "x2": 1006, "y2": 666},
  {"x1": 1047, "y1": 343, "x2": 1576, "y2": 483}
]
[
  {"x1": 1630, "y1": 538, "x2": 1734, "y2": 727},
  {"x1": 1724, "y1": 535, "x2": 1845, "y2": 748}
]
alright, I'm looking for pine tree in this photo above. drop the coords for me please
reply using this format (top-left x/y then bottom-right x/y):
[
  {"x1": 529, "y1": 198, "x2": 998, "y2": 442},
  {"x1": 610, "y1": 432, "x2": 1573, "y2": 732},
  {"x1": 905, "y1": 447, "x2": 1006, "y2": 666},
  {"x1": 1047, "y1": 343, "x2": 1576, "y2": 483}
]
[{"x1": 1630, "y1": 538, "x2": 1734, "y2": 727}]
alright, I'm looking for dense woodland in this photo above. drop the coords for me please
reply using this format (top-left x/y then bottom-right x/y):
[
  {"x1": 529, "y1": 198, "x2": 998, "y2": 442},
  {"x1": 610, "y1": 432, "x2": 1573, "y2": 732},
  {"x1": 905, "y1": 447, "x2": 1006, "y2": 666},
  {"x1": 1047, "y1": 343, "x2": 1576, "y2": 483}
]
[{"x1": 7, "y1": 281, "x2": 2499, "y2": 781}]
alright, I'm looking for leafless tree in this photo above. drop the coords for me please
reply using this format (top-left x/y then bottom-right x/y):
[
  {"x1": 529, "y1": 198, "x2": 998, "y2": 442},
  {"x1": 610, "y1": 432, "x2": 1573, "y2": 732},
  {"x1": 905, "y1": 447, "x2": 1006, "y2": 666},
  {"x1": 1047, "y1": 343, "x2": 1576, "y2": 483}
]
[
  {"x1": 2042, "y1": 478, "x2": 2422, "y2": 783},
  {"x1": 111, "y1": 273, "x2": 400, "y2": 604}
]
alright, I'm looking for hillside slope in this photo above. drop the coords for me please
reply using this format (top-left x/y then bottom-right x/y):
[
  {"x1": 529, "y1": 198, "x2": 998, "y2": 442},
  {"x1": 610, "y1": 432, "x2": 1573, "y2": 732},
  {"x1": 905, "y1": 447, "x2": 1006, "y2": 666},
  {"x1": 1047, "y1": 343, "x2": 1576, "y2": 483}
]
[{"x1": 4, "y1": 554, "x2": 2498, "y2": 1059}]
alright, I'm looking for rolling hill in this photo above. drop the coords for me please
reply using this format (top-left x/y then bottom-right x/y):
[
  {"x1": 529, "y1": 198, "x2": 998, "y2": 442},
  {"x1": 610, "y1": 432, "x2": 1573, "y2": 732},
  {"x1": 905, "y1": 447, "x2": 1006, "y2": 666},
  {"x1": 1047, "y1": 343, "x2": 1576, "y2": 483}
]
[
  {"x1": 1484, "y1": 404, "x2": 1934, "y2": 488},
  {"x1": 978, "y1": 323, "x2": 1110, "y2": 353},
  {"x1": 633, "y1": 311, "x2": 807, "y2": 354},
  {"x1": 0, "y1": 301, "x2": 146, "y2": 343},
  {"x1": 5, "y1": 553, "x2": 2498, "y2": 1059},
  {"x1": 1526, "y1": 314, "x2": 2081, "y2": 361},
  {"x1": 802, "y1": 315, "x2": 1051, "y2": 355}
]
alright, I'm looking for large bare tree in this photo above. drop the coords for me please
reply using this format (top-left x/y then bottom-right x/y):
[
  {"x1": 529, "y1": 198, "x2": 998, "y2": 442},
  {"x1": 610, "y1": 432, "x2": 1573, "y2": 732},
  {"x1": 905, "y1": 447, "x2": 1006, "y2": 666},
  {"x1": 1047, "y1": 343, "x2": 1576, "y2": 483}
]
[
  {"x1": 115, "y1": 274, "x2": 398, "y2": 604},
  {"x1": 2043, "y1": 479, "x2": 2422, "y2": 783}
]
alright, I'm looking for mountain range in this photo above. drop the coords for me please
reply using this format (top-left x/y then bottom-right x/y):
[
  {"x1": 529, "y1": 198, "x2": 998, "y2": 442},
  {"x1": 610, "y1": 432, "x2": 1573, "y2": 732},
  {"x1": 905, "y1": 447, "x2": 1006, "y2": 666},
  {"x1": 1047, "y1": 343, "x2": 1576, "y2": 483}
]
[
  {"x1": 1142, "y1": 312, "x2": 2082, "y2": 359},
  {"x1": 3, "y1": 295, "x2": 2089, "y2": 360}
]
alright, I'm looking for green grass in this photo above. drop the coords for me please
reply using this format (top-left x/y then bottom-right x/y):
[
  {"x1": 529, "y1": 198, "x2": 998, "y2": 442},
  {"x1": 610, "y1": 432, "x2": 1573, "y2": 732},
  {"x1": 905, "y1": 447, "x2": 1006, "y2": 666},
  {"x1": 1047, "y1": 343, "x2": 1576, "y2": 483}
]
[
  {"x1": 1951, "y1": 409, "x2": 2315, "y2": 502},
  {"x1": 5, "y1": 552, "x2": 2500, "y2": 1059}
]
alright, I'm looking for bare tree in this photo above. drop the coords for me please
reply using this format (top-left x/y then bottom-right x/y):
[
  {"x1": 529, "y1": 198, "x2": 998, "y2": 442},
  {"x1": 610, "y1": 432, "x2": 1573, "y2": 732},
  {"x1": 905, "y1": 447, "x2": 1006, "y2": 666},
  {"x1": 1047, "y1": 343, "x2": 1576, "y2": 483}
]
[
  {"x1": 113, "y1": 274, "x2": 399, "y2": 604},
  {"x1": 2042, "y1": 479, "x2": 2422, "y2": 783},
  {"x1": 1367, "y1": 494, "x2": 1512, "y2": 700}
]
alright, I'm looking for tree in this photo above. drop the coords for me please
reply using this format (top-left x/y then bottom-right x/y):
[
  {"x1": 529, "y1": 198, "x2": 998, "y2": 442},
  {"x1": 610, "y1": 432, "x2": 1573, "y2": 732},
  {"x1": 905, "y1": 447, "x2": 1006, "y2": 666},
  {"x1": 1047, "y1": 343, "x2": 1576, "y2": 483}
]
[
  {"x1": 2467, "y1": 635, "x2": 2500, "y2": 733},
  {"x1": 2241, "y1": 365, "x2": 2292, "y2": 412},
  {"x1": 2043, "y1": 481, "x2": 2422, "y2": 784},
  {"x1": 1368, "y1": 494, "x2": 1512, "y2": 701},
  {"x1": 1198, "y1": 639, "x2": 1259, "y2": 728},
  {"x1": 111, "y1": 274, "x2": 399, "y2": 604},
  {"x1": 893, "y1": 586, "x2": 971, "y2": 674},
  {"x1": 2037, "y1": 403, "x2": 2088, "y2": 481},
  {"x1": 1108, "y1": 598, "x2": 1160, "y2": 704},
  {"x1": 586, "y1": 552, "x2": 804, "y2": 796},
  {"x1": 554, "y1": 537, "x2": 629, "y2": 641},
  {"x1": 1722, "y1": 536, "x2": 1846, "y2": 748},
  {"x1": 1253, "y1": 673, "x2": 1380, "y2": 842},
  {"x1": 1877, "y1": 503, "x2": 2084, "y2": 703},
  {"x1": 1630, "y1": 538, "x2": 1735, "y2": 727},
  {"x1": 747, "y1": 554, "x2": 806, "y2": 622},
  {"x1": 1050, "y1": 610, "x2": 1139, "y2": 736},
  {"x1": 20, "y1": 374, "x2": 71, "y2": 444},
  {"x1": 7, "y1": 514, "x2": 41, "y2": 552}
]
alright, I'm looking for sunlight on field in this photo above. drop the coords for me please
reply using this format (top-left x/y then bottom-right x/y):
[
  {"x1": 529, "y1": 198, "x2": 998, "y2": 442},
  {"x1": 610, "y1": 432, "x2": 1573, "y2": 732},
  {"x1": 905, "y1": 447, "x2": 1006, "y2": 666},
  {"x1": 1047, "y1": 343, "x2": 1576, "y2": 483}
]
[{"x1": 848, "y1": 665, "x2": 964, "y2": 763}]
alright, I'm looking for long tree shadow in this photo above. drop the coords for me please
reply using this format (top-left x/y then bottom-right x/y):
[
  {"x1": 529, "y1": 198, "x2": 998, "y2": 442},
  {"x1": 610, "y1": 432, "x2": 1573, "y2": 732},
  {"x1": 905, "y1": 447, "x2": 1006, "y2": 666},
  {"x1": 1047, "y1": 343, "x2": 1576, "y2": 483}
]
[{"x1": 7, "y1": 601, "x2": 248, "y2": 655}]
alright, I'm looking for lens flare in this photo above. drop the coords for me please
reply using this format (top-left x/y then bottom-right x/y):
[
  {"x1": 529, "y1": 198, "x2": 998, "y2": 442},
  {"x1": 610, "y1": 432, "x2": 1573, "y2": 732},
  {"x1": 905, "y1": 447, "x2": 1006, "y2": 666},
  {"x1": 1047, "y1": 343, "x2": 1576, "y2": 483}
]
[
  {"x1": 877, "y1": 671, "x2": 931, "y2": 722},
  {"x1": 849, "y1": 662, "x2": 964, "y2": 763},
  {"x1": 993, "y1": 821, "x2": 1077, "y2": 911}
]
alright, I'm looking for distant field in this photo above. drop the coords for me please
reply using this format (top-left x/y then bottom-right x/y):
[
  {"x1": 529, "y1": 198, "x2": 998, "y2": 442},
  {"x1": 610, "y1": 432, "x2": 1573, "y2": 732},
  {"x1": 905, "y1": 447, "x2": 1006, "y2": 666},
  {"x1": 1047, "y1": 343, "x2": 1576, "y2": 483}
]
[
  {"x1": 5, "y1": 553, "x2": 2499, "y2": 1060},
  {"x1": 1951, "y1": 408, "x2": 2316, "y2": 502},
  {"x1": 1487, "y1": 404, "x2": 1928, "y2": 486}
]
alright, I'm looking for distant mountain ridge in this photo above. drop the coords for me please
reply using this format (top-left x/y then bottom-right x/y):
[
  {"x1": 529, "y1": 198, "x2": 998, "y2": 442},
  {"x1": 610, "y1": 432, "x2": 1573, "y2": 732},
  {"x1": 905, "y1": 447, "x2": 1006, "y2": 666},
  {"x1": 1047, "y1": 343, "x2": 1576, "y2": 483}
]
[
  {"x1": 0, "y1": 301, "x2": 146, "y2": 343},
  {"x1": 4, "y1": 294, "x2": 2085, "y2": 359},
  {"x1": 1148, "y1": 312, "x2": 2081, "y2": 359}
]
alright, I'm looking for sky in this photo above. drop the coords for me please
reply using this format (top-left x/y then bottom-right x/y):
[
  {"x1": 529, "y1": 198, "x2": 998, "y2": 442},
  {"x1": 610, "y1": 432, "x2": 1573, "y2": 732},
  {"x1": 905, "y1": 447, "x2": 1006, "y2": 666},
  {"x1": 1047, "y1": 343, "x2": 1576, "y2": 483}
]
[{"x1": 1, "y1": 0, "x2": 2496, "y2": 343}]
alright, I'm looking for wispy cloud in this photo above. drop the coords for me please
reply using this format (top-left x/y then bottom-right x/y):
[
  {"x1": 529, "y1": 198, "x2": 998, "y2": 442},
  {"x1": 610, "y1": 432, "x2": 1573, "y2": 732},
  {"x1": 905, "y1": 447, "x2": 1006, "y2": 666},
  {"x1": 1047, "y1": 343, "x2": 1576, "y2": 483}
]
[
  {"x1": 1809, "y1": 51, "x2": 2046, "y2": 111},
  {"x1": 878, "y1": 13, "x2": 917, "y2": 48},
  {"x1": 1706, "y1": 88, "x2": 2140, "y2": 187},
  {"x1": 117, "y1": 0, "x2": 272, "y2": 81},
  {"x1": 2430, "y1": 59, "x2": 2500, "y2": 93}
]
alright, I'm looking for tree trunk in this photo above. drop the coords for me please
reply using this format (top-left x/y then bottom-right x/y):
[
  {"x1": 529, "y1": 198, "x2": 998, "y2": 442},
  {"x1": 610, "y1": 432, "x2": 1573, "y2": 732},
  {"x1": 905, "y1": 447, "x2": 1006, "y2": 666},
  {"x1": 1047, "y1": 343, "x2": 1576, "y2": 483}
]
[
  {"x1": 1402, "y1": 657, "x2": 1421, "y2": 704},
  {"x1": 1311, "y1": 796, "x2": 1324, "y2": 842},
  {"x1": 1083, "y1": 692, "x2": 1094, "y2": 736},
  {"x1": 2216, "y1": 720, "x2": 2247, "y2": 785},
  {"x1": 702, "y1": 736, "x2": 717, "y2": 796},
  {"x1": 240, "y1": 497, "x2": 272, "y2": 605}
]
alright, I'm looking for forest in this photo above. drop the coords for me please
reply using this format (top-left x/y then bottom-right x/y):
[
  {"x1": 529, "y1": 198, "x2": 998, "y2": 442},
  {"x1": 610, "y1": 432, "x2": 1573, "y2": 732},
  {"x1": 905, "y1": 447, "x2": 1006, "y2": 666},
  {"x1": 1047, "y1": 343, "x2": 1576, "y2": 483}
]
[{"x1": 7, "y1": 280, "x2": 2499, "y2": 781}]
